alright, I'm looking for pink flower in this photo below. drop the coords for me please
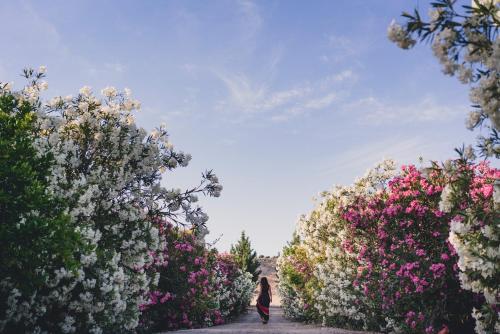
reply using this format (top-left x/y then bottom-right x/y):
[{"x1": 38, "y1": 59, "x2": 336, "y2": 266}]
[
  {"x1": 415, "y1": 249, "x2": 426, "y2": 257},
  {"x1": 481, "y1": 184, "x2": 493, "y2": 197},
  {"x1": 430, "y1": 263, "x2": 446, "y2": 278},
  {"x1": 160, "y1": 292, "x2": 172, "y2": 303}
]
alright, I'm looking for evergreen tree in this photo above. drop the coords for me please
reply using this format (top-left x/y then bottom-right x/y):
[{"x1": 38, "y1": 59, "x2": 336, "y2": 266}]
[{"x1": 230, "y1": 231, "x2": 261, "y2": 282}]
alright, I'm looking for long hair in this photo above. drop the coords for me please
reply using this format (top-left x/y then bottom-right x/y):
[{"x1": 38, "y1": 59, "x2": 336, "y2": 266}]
[{"x1": 260, "y1": 277, "x2": 269, "y2": 292}]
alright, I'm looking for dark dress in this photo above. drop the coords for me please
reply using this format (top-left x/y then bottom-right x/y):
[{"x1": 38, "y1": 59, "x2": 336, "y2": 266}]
[{"x1": 256, "y1": 287, "x2": 270, "y2": 322}]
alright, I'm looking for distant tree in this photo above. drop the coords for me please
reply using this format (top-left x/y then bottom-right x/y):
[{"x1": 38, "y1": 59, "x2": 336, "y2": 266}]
[{"x1": 230, "y1": 231, "x2": 261, "y2": 282}]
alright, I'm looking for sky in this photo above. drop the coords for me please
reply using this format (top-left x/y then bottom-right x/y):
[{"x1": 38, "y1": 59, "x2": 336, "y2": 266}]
[{"x1": 0, "y1": 0, "x2": 487, "y2": 255}]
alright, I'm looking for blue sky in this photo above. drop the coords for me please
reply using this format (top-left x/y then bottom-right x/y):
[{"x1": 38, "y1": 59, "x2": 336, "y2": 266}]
[{"x1": 1, "y1": 0, "x2": 483, "y2": 255}]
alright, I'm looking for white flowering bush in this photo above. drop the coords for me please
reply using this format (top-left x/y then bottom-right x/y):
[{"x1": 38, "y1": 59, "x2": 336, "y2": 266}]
[
  {"x1": 213, "y1": 254, "x2": 255, "y2": 321},
  {"x1": 388, "y1": 0, "x2": 499, "y2": 158},
  {"x1": 0, "y1": 68, "x2": 222, "y2": 333},
  {"x1": 439, "y1": 156, "x2": 500, "y2": 333},
  {"x1": 278, "y1": 160, "x2": 397, "y2": 330},
  {"x1": 0, "y1": 76, "x2": 84, "y2": 334}
]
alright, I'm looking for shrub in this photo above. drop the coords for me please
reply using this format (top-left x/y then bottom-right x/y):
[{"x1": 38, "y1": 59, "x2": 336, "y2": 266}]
[
  {"x1": 0, "y1": 68, "x2": 223, "y2": 333},
  {"x1": 440, "y1": 157, "x2": 500, "y2": 333},
  {"x1": 140, "y1": 220, "x2": 254, "y2": 331},
  {"x1": 0, "y1": 82, "x2": 84, "y2": 333}
]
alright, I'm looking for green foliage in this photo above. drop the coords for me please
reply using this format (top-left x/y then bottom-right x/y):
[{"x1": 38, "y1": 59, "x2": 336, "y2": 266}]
[
  {"x1": 230, "y1": 231, "x2": 261, "y2": 282},
  {"x1": 277, "y1": 242, "x2": 319, "y2": 321},
  {"x1": 0, "y1": 91, "x2": 82, "y2": 331}
]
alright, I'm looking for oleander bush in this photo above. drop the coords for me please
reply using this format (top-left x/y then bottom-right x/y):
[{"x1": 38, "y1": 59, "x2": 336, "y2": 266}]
[
  {"x1": 277, "y1": 236, "x2": 318, "y2": 321},
  {"x1": 278, "y1": 158, "x2": 499, "y2": 333},
  {"x1": 0, "y1": 80, "x2": 85, "y2": 333},
  {"x1": 0, "y1": 68, "x2": 254, "y2": 333},
  {"x1": 140, "y1": 219, "x2": 254, "y2": 331}
]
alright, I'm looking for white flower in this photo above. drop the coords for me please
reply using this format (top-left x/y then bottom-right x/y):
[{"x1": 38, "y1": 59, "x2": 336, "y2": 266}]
[
  {"x1": 429, "y1": 8, "x2": 441, "y2": 22},
  {"x1": 451, "y1": 219, "x2": 471, "y2": 234},
  {"x1": 79, "y1": 86, "x2": 92, "y2": 97},
  {"x1": 150, "y1": 129, "x2": 160, "y2": 139},
  {"x1": 78, "y1": 102, "x2": 89, "y2": 113},
  {"x1": 101, "y1": 86, "x2": 117, "y2": 98},
  {"x1": 3, "y1": 82, "x2": 13, "y2": 91},
  {"x1": 38, "y1": 65, "x2": 47, "y2": 74},
  {"x1": 464, "y1": 145, "x2": 476, "y2": 160},
  {"x1": 38, "y1": 81, "x2": 49, "y2": 91},
  {"x1": 387, "y1": 19, "x2": 416, "y2": 49},
  {"x1": 481, "y1": 225, "x2": 497, "y2": 240},
  {"x1": 439, "y1": 184, "x2": 454, "y2": 212},
  {"x1": 466, "y1": 111, "x2": 482, "y2": 130}
]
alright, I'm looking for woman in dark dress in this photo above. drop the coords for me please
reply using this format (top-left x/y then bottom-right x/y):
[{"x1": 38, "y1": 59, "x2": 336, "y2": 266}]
[{"x1": 256, "y1": 277, "x2": 272, "y2": 324}]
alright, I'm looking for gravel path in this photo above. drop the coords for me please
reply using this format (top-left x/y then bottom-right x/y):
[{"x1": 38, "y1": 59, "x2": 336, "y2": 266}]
[{"x1": 173, "y1": 306, "x2": 372, "y2": 334}]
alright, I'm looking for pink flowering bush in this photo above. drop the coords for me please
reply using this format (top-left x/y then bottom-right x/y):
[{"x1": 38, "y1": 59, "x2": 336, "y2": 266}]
[
  {"x1": 343, "y1": 164, "x2": 476, "y2": 332},
  {"x1": 140, "y1": 220, "x2": 254, "y2": 332},
  {"x1": 140, "y1": 220, "x2": 217, "y2": 331},
  {"x1": 279, "y1": 159, "x2": 499, "y2": 333},
  {"x1": 214, "y1": 253, "x2": 255, "y2": 320}
]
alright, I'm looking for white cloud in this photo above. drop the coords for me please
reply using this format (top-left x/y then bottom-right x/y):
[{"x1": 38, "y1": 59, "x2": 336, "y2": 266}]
[
  {"x1": 303, "y1": 92, "x2": 338, "y2": 110},
  {"x1": 345, "y1": 96, "x2": 466, "y2": 124},
  {"x1": 214, "y1": 69, "x2": 356, "y2": 122}
]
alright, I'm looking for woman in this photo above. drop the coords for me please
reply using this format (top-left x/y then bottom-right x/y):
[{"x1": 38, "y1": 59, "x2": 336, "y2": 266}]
[{"x1": 256, "y1": 277, "x2": 272, "y2": 324}]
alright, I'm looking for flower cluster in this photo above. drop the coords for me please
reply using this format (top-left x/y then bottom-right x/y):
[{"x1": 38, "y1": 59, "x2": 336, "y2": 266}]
[
  {"x1": 388, "y1": 0, "x2": 500, "y2": 158},
  {"x1": 278, "y1": 159, "x2": 498, "y2": 333},
  {"x1": 0, "y1": 68, "x2": 245, "y2": 333}
]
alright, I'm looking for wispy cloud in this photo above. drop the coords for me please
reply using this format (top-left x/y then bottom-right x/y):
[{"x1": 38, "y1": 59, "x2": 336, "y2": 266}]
[
  {"x1": 319, "y1": 135, "x2": 449, "y2": 184},
  {"x1": 237, "y1": 0, "x2": 263, "y2": 39},
  {"x1": 214, "y1": 69, "x2": 356, "y2": 122},
  {"x1": 321, "y1": 34, "x2": 358, "y2": 63},
  {"x1": 303, "y1": 92, "x2": 338, "y2": 110},
  {"x1": 345, "y1": 96, "x2": 466, "y2": 124},
  {"x1": 320, "y1": 33, "x2": 371, "y2": 65}
]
